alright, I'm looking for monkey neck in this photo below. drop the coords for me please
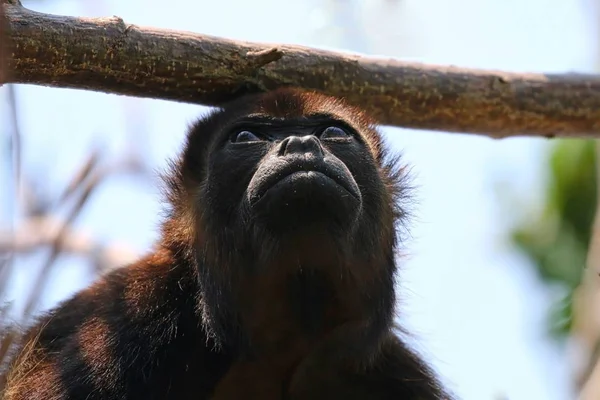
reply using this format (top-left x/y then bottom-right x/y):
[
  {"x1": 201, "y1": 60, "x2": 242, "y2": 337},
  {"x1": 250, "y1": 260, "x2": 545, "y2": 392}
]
[
  {"x1": 161, "y1": 217, "x2": 394, "y2": 361},
  {"x1": 228, "y1": 232, "x2": 380, "y2": 360}
]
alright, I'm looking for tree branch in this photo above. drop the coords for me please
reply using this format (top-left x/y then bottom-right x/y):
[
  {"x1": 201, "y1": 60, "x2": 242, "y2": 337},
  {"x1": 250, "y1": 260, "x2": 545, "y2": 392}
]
[
  {"x1": 0, "y1": 215, "x2": 139, "y2": 272},
  {"x1": 3, "y1": 1, "x2": 600, "y2": 138}
]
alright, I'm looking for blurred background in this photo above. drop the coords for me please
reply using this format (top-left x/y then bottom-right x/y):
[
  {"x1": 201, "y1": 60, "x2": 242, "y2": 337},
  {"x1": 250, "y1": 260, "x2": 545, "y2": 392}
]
[{"x1": 2, "y1": 0, "x2": 600, "y2": 399}]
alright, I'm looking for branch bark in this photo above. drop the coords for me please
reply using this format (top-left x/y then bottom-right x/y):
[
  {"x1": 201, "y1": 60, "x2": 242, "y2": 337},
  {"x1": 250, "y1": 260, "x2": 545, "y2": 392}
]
[{"x1": 3, "y1": 1, "x2": 600, "y2": 138}]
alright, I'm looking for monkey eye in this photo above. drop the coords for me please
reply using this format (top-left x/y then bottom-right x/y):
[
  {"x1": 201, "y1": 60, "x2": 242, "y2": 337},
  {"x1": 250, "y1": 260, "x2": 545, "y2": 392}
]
[
  {"x1": 319, "y1": 126, "x2": 351, "y2": 140},
  {"x1": 231, "y1": 130, "x2": 262, "y2": 143}
]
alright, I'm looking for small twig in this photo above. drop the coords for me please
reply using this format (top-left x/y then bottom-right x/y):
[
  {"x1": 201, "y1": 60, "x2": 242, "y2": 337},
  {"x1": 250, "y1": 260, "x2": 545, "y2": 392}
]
[
  {"x1": 22, "y1": 171, "x2": 105, "y2": 317},
  {"x1": 243, "y1": 48, "x2": 283, "y2": 70},
  {"x1": 0, "y1": 0, "x2": 21, "y2": 313},
  {"x1": 0, "y1": 216, "x2": 139, "y2": 270},
  {"x1": 56, "y1": 149, "x2": 101, "y2": 205},
  {"x1": 0, "y1": 329, "x2": 15, "y2": 376},
  {"x1": 0, "y1": 299, "x2": 17, "y2": 392}
]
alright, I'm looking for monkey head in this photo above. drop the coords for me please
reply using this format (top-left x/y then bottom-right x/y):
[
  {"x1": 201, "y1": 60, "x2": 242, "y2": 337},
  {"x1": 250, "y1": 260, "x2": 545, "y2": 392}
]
[
  {"x1": 164, "y1": 89, "x2": 408, "y2": 346},
  {"x1": 166, "y1": 88, "x2": 408, "y2": 260}
]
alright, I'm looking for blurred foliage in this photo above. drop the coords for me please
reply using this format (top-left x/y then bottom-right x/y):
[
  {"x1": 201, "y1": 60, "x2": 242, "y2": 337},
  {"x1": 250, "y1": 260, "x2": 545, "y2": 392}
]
[{"x1": 510, "y1": 139, "x2": 597, "y2": 339}]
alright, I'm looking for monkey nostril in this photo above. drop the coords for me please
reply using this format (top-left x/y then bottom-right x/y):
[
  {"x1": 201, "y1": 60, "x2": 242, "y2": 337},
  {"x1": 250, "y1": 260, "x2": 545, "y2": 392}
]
[
  {"x1": 278, "y1": 135, "x2": 324, "y2": 157},
  {"x1": 277, "y1": 137, "x2": 290, "y2": 156}
]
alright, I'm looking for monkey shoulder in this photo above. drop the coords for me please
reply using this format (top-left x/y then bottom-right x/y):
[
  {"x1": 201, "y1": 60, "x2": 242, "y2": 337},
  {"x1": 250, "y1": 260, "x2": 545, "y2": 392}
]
[{"x1": 3, "y1": 250, "x2": 231, "y2": 400}]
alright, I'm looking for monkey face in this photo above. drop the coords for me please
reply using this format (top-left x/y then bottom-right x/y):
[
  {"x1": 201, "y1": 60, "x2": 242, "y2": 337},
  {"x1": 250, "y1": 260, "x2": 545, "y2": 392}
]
[
  {"x1": 218, "y1": 117, "x2": 364, "y2": 234},
  {"x1": 173, "y1": 89, "x2": 402, "y2": 259}
]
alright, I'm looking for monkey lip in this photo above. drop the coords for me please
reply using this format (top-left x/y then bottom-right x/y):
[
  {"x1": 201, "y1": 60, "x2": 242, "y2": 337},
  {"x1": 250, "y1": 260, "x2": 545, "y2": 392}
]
[
  {"x1": 250, "y1": 163, "x2": 362, "y2": 206},
  {"x1": 273, "y1": 170, "x2": 358, "y2": 198}
]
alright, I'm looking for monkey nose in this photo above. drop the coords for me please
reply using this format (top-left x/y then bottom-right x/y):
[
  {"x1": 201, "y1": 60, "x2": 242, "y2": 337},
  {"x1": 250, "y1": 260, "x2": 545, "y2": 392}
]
[{"x1": 277, "y1": 135, "x2": 324, "y2": 157}]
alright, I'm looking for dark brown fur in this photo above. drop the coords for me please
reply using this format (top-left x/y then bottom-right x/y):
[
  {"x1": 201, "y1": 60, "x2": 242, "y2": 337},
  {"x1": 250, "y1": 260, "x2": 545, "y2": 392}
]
[{"x1": 2, "y1": 88, "x2": 452, "y2": 400}]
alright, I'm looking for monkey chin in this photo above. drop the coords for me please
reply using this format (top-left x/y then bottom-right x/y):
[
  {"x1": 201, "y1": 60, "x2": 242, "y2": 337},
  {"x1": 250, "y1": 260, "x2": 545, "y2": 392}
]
[{"x1": 246, "y1": 169, "x2": 362, "y2": 235}]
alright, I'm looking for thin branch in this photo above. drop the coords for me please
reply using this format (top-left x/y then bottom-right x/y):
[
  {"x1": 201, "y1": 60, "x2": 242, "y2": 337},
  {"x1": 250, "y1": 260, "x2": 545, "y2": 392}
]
[
  {"x1": 22, "y1": 167, "x2": 104, "y2": 317},
  {"x1": 2, "y1": 1, "x2": 600, "y2": 138},
  {"x1": 0, "y1": 303, "x2": 16, "y2": 393},
  {"x1": 56, "y1": 149, "x2": 101, "y2": 205},
  {"x1": 0, "y1": 0, "x2": 21, "y2": 317},
  {"x1": 0, "y1": 216, "x2": 139, "y2": 271}
]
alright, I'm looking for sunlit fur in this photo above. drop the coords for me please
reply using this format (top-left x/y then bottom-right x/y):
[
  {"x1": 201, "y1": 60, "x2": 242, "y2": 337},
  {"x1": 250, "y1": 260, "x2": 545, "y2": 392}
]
[{"x1": 3, "y1": 88, "x2": 450, "y2": 400}]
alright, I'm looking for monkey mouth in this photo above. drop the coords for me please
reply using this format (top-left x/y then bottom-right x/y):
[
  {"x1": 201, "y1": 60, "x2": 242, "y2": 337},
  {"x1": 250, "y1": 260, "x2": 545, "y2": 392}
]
[
  {"x1": 248, "y1": 160, "x2": 362, "y2": 206},
  {"x1": 269, "y1": 170, "x2": 357, "y2": 199}
]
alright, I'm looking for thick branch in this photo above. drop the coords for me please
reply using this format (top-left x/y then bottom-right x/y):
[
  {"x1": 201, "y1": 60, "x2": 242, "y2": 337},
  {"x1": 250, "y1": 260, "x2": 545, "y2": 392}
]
[{"x1": 3, "y1": 2, "x2": 600, "y2": 138}]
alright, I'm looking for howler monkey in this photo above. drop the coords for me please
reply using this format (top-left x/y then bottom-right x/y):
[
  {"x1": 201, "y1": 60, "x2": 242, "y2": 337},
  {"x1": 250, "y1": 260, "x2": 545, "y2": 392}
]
[{"x1": 2, "y1": 88, "x2": 452, "y2": 400}]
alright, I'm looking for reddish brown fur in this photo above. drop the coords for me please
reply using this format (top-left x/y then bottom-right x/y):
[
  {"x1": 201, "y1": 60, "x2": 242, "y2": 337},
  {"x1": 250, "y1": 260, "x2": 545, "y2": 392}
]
[
  {"x1": 3, "y1": 327, "x2": 64, "y2": 400},
  {"x1": 3, "y1": 88, "x2": 450, "y2": 400},
  {"x1": 76, "y1": 318, "x2": 116, "y2": 390}
]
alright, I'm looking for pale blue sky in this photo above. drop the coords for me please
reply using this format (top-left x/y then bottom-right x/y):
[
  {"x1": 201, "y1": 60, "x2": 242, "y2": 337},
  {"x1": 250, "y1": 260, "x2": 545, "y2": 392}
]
[{"x1": 2, "y1": 0, "x2": 597, "y2": 399}]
